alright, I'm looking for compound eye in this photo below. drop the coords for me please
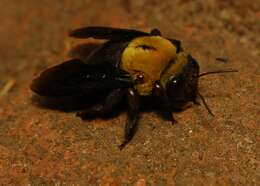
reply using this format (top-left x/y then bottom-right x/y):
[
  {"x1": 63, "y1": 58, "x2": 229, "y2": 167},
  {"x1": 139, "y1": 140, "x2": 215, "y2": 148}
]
[{"x1": 169, "y1": 76, "x2": 178, "y2": 85}]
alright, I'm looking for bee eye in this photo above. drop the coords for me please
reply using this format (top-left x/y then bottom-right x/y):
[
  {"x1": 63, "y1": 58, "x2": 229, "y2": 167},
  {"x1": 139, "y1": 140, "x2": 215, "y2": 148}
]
[{"x1": 169, "y1": 76, "x2": 178, "y2": 85}]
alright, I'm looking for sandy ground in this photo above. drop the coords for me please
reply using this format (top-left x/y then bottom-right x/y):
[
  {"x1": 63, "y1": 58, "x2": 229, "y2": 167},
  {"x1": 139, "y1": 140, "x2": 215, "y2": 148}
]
[{"x1": 0, "y1": 0, "x2": 259, "y2": 185}]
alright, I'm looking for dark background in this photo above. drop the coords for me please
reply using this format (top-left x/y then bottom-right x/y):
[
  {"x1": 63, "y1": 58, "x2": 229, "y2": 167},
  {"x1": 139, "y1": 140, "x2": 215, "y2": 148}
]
[{"x1": 0, "y1": 0, "x2": 259, "y2": 185}]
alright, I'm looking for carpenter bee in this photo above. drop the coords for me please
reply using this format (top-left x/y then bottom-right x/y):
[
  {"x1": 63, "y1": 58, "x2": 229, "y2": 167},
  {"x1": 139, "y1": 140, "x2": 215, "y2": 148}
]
[{"x1": 31, "y1": 26, "x2": 237, "y2": 149}]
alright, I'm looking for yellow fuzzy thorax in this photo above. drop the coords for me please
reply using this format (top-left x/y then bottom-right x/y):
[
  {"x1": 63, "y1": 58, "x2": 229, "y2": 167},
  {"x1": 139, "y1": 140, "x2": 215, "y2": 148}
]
[
  {"x1": 121, "y1": 36, "x2": 177, "y2": 95},
  {"x1": 160, "y1": 52, "x2": 189, "y2": 88}
]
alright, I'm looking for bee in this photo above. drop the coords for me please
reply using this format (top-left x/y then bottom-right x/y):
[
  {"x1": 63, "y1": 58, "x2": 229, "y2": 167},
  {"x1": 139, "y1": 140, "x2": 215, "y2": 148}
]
[{"x1": 31, "y1": 26, "x2": 237, "y2": 149}]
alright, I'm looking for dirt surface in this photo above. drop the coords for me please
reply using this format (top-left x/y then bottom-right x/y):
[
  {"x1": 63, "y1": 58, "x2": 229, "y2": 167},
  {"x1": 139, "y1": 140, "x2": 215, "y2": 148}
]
[{"x1": 0, "y1": 0, "x2": 259, "y2": 185}]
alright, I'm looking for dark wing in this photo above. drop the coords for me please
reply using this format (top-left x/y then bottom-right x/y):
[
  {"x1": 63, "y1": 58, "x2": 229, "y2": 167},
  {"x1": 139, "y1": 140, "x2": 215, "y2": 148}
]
[
  {"x1": 69, "y1": 26, "x2": 150, "y2": 41},
  {"x1": 31, "y1": 59, "x2": 133, "y2": 97},
  {"x1": 85, "y1": 40, "x2": 128, "y2": 67}
]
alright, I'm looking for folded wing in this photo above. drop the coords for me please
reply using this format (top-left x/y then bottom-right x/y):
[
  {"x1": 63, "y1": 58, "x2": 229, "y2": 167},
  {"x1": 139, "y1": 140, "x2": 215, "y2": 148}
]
[
  {"x1": 31, "y1": 59, "x2": 133, "y2": 97},
  {"x1": 69, "y1": 26, "x2": 150, "y2": 41}
]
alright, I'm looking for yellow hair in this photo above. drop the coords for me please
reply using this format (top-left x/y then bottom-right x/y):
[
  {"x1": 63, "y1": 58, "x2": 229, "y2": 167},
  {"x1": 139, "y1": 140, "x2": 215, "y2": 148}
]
[{"x1": 121, "y1": 36, "x2": 177, "y2": 95}]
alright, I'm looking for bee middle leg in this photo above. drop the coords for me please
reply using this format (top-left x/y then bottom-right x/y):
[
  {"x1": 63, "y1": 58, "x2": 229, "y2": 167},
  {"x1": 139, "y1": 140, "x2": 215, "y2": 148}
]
[
  {"x1": 76, "y1": 88, "x2": 124, "y2": 119},
  {"x1": 153, "y1": 81, "x2": 177, "y2": 124}
]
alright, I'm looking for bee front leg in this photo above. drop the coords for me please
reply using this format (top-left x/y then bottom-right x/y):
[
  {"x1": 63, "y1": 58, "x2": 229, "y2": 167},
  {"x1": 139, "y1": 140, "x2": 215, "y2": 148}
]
[
  {"x1": 76, "y1": 88, "x2": 124, "y2": 119},
  {"x1": 119, "y1": 88, "x2": 140, "y2": 150},
  {"x1": 153, "y1": 81, "x2": 177, "y2": 125}
]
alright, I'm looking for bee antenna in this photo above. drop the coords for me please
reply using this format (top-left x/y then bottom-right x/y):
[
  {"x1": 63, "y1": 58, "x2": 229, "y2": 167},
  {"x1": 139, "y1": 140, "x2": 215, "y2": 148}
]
[
  {"x1": 198, "y1": 69, "x2": 238, "y2": 78},
  {"x1": 197, "y1": 91, "x2": 214, "y2": 116}
]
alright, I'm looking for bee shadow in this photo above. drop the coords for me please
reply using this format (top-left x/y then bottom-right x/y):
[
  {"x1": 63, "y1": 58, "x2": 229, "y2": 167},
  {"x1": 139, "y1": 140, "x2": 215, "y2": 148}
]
[{"x1": 31, "y1": 94, "x2": 105, "y2": 112}]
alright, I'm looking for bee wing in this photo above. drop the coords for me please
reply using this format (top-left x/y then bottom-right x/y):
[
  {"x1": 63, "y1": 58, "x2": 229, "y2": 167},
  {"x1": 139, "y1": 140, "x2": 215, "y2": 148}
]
[
  {"x1": 31, "y1": 59, "x2": 133, "y2": 97},
  {"x1": 69, "y1": 26, "x2": 150, "y2": 41}
]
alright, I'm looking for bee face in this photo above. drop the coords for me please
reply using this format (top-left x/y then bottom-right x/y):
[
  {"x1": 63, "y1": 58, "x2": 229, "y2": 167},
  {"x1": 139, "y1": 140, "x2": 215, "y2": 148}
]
[{"x1": 161, "y1": 53, "x2": 200, "y2": 107}]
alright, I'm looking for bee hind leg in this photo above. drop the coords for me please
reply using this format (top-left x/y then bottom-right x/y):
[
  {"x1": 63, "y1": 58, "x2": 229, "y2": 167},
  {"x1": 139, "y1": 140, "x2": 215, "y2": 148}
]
[{"x1": 76, "y1": 88, "x2": 124, "y2": 119}]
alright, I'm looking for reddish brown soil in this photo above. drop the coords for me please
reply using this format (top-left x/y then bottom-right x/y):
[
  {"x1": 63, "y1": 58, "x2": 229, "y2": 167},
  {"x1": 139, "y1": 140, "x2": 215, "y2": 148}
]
[{"x1": 0, "y1": 1, "x2": 259, "y2": 185}]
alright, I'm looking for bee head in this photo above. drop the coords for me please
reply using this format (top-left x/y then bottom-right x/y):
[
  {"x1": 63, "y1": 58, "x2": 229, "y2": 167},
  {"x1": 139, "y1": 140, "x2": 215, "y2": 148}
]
[
  {"x1": 160, "y1": 53, "x2": 199, "y2": 108},
  {"x1": 161, "y1": 53, "x2": 237, "y2": 113}
]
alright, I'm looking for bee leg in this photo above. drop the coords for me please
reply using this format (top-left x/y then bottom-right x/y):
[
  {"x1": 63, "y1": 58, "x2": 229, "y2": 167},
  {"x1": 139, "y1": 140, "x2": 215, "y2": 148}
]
[
  {"x1": 153, "y1": 81, "x2": 177, "y2": 125},
  {"x1": 119, "y1": 88, "x2": 139, "y2": 150},
  {"x1": 76, "y1": 88, "x2": 124, "y2": 119}
]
